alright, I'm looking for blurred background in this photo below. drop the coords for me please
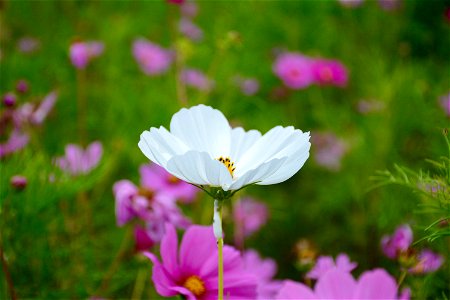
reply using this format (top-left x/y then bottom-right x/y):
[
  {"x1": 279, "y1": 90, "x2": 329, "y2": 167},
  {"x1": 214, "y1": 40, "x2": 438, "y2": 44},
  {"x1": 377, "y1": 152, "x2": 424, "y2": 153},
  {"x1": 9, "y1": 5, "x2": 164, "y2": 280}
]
[{"x1": 1, "y1": 0, "x2": 449, "y2": 298}]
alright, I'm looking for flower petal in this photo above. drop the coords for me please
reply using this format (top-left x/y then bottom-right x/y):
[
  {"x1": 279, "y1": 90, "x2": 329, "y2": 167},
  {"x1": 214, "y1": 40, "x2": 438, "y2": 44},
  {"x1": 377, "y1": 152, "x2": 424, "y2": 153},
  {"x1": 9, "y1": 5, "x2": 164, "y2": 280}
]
[
  {"x1": 314, "y1": 268, "x2": 357, "y2": 299},
  {"x1": 160, "y1": 224, "x2": 180, "y2": 280},
  {"x1": 170, "y1": 105, "x2": 231, "y2": 158},
  {"x1": 229, "y1": 127, "x2": 261, "y2": 162},
  {"x1": 354, "y1": 269, "x2": 398, "y2": 299},
  {"x1": 166, "y1": 151, "x2": 233, "y2": 188},
  {"x1": 142, "y1": 252, "x2": 179, "y2": 297},
  {"x1": 199, "y1": 245, "x2": 242, "y2": 278},
  {"x1": 275, "y1": 280, "x2": 316, "y2": 299}
]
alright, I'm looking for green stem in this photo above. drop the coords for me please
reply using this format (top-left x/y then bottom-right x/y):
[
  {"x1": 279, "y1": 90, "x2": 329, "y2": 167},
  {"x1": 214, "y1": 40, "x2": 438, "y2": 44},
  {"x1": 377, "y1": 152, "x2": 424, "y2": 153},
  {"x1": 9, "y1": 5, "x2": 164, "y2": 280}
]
[
  {"x1": 131, "y1": 267, "x2": 147, "y2": 300},
  {"x1": 397, "y1": 269, "x2": 407, "y2": 287},
  {"x1": 0, "y1": 245, "x2": 17, "y2": 300},
  {"x1": 213, "y1": 199, "x2": 224, "y2": 300},
  {"x1": 76, "y1": 68, "x2": 87, "y2": 145},
  {"x1": 218, "y1": 237, "x2": 224, "y2": 300}
]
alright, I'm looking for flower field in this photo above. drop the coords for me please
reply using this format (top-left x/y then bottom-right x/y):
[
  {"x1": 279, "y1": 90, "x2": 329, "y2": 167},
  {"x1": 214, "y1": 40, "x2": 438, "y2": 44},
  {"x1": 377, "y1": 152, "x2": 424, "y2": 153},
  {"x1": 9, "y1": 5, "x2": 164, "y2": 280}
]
[{"x1": 1, "y1": 1, "x2": 449, "y2": 299}]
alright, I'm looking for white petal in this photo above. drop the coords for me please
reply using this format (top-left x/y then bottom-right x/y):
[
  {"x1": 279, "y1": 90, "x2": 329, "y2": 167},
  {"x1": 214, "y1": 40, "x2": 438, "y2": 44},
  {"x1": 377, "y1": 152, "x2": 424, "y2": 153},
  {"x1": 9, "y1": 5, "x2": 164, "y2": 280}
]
[
  {"x1": 229, "y1": 127, "x2": 261, "y2": 163},
  {"x1": 170, "y1": 105, "x2": 231, "y2": 158},
  {"x1": 228, "y1": 157, "x2": 287, "y2": 191},
  {"x1": 258, "y1": 131, "x2": 311, "y2": 185},
  {"x1": 138, "y1": 126, "x2": 189, "y2": 167},
  {"x1": 166, "y1": 151, "x2": 233, "y2": 188}
]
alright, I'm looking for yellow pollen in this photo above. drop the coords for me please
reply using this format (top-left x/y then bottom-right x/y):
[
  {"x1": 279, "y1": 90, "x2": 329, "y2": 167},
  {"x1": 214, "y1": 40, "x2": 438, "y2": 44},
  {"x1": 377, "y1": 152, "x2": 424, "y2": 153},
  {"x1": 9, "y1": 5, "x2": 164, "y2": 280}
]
[
  {"x1": 168, "y1": 175, "x2": 180, "y2": 184},
  {"x1": 138, "y1": 187, "x2": 154, "y2": 200},
  {"x1": 183, "y1": 275, "x2": 206, "y2": 297},
  {"x1": 217, "y1": 156, "x2": 236, "y2": 177}
]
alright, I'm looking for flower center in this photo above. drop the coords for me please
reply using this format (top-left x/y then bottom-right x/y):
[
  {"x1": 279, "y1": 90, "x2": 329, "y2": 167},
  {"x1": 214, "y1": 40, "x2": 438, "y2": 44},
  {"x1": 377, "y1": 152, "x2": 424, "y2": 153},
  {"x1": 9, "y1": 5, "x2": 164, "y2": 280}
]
[
  {"x1": 319, "y1": 67, "x2": 333, "y2": 82},
  {"x1": 217, "y1": 156, "x2": 235, "y2": 177},
  {"x1": 138, "y1": 187, "x2": 154, "y2": 200},
  {"x1": 183, "y1": 275, "x2": 205, "y2": 297},
  {"x1": 167, "y1": 175, "x2": 180, "y2": 184}
]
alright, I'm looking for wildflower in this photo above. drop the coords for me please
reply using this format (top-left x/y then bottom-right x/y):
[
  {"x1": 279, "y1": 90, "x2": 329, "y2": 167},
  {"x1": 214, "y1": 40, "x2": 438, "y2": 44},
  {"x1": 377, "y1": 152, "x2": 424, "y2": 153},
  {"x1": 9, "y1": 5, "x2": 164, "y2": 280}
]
[
  {"x1": 17, "y1": 37, "x2": 41, "y2": 54},
  {"x1": 134, "y1": 226, "x2": 156, "y2": 252},
  {"x1": 2, "y1": 93, "x2": 16, "y2": 107},
  {"x1": 16, "y1": 80, "x2": 29, "y2": 94},
  {"x1": 276, "y1": 268, "x2": 408, "y2": 299},
  {"x1": 242, "y1": 250, "x2": 282, "y2": 299},
  {"x1": 143, "y1": 223, "x2": 257, "y2": 299},
  {"x1": 29, "y1": 91, "x2": 58, "y2": 125},
  {"x1": 167, "y1": 0, "x2": 185, "y2": 4},
  {"x1": 338, "y1": 0, "x2": 364, "y2": 7},
  {"x1": 311, "y1": 59, "x2": 348, "y2": 87},
  {"x1": 10, "y1": 175, "x2": 27, "y2": 190},
  {"x1": 233, "y1": 197, "x2": 268, "y2": 238},
  {"x1": 179, "y1": 18, "x2": 203, "y2": 42},
  {"x1": 139, "y1": 163, "x2": 198, "y2": 203},
  {"x1": 132, "y1": 38, "x2": 173, "y2": 76},
  {"x1": 381, "y1": 224, "x2": 413, "y2": 259},
  {"x1": 181, "y1": 1, "x2": 198, "y2": 17},
  {"x1": 54, "y1": 141, "x2": 103, "y2": 175},
  {"x1": 312, "y1": 132, "x2": 347, "y2": 171},
  {"x1": 69, "y1": 41, "x2": 104, "y2": 69},
  {"x1": 409, "y1": 249, "x2": 444, "y2": 274},
  {"x1": 138, "y1": 104, "x2": 311, "y2": 192},
  {"x1": 306, "y1": 253, "x2": 357, "y2": 279},
  {"x1": 180, "y1": 69, "x2": 214, "y2": 91},
  {"x1": 273, "y1": 52, "x2": 314, "y2": 90},
  {"x1": 439, "y1": 92, "x2": 450, "y2": 117},
  {"x1": 233, "y1": 76, "x2": 260, "y2": 96},
  {"x1": 0, "y1": 129, "x2": 29, "y2": 159}
]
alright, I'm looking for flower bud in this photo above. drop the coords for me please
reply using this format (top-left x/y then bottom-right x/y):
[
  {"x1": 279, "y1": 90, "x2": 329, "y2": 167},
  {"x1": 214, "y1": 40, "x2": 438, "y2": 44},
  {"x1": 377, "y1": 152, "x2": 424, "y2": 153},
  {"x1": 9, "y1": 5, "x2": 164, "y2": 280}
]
[
  {"x1": 10, "y1": 175, "x2": 27, "y2": 190},
  {"x1": 3, "y1": 93, "x2": 16, "y2": 107}
]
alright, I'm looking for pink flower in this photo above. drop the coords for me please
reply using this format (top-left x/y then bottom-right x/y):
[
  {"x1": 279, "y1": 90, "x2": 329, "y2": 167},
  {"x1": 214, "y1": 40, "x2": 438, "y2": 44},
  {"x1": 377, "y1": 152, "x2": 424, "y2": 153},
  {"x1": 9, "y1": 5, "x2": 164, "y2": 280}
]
[
  {"x1": 233, "y1": 197, "x2": 269, "y2": 238},
  {"x1": 10, "y1": 175, "x2": 27, "y2": 190},
  {"x1": 181, "y1": 1, "x2": 198, "y2": 17},
  {"x1": 55, "y1": 141, "x2": 103, "y2": 175},
  {"x1": 338, "y1": 0, "x2": 364, "y2": 7},
  {"x1": 134, "y1": 226, "x2": 156, "y2": 252},
  {"x1": 140, "y1": 163, "x2": 198, "y2": 203},
  {"x1": 167, "y1": 0, "x2": 185, "y2": 4},
  {"x1": 180, "y1": 68, "x2": 214, "y2": 91},
  {"x1": 409, "y1": 249, "x2": 444, "y2": 274},
  {"x1": 312, "y1": 132, "x2": 348, "y2": 171},
  {"x1": 0, "y1": 129, "x2": 29, "y2": 159},
  {"x1": 242, "y1": 250, "x2": 282, "y2": 299},
  {"x1": 381, "y1": 224, "x2": 413, "y2": 259},
  {"x1": 273, "y1": 52, "x2": 314, "y2": 90},
  {"x1": 3, "y1": 93, "x2": 17, "y2": 107},
  {"x1": 311, "y1": 59, "x2": 348, "y2": 87},
  {"x1": 17, "y1": 37, "x2": 41, "y2": 54},
  {"x1": 378, "y1": 0, "x2": 402, "y2": 11},
  {"x1": 29, "y1": 91, "x2": 58, "y2": 125},
  {"x1": 276, "y1": 268, "x2": 408, "y2": 299},
  {"x1": 143, "y1": 224, "x2": 257, "y2": 300},
  {"x1": 233, "y1": 76, "x2": 260, "y2": 96},
  {"x1": 69, "y1": 41, "x2": 104, "y2": 69},
  {"x1": 132, "y1": 38, "x2": 173, "y2": 76},
  {"x1": 307, "y1": 253, "x2": 357, "y2": 280},
  {"x1": 179, "y1": 18, "x2": 203, "y2": 42},
  {"x1": 439, "y1": 92, "x2": 450, "y2": 116}
]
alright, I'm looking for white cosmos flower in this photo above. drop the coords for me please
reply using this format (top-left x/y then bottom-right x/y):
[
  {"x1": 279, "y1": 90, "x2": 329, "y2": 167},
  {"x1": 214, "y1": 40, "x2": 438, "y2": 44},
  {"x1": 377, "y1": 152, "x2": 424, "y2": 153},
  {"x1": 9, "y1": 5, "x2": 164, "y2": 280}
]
[{"x1": 138, "y1": 105, "x2": 311, "y2": 192}]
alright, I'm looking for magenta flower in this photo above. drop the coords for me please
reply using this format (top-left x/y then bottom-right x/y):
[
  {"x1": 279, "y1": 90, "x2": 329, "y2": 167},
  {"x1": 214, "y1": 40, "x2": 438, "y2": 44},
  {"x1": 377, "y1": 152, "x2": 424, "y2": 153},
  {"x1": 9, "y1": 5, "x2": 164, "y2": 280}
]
[
  {"x1": 3, "y1": 93, "x2": 17, "y2": 107},
  {"x1": 132, "y1": 38, "x2": 173, "y2": 76},
  {"x1": 179, "y1": 18, "x2": 203, "y2": 42},
  {"x1": 273, "y1": 52, "x2": 314, "y2": 90},
  {"x1": 180, "y1": 68, "x2": 214, "y2": 91},
  {"x1": 242, "y1": 250, "x2": 282, "y2": 299},
  {"x1": 55, "y1": 141, "x2": 103, "y2": 175},
  {"x1": 381, "y1": 224, "x2": 413, "y2": 259},
  {"x1": 0, "y1": 129, "x2": 29, "y2": 159},
  {"x1": 233, "y1": 76, "x2": 260, "y2": 96},
  {"x1": 69, "y1": 41, "x2": 104, "y2": 69},
  {"x1": 312, "y1": 132, "x2": 348, "y2": 171},
  {"x1": 233, "y1": 197, "x2": 268, "y2": 238},
  {"x1": 439, "y1": 92, "x2": 450, "y2": 117},
  {"x1": 277, "y1": 268, "x2": 408, "y2": 299},
  {"x1": 167, "y1": 0, "x2": 185, "y2": 4},
  {"x1": 378, "y1": 0, "x2": 402, "y2": 11},
  {"x1": 10, "y1": 175, "x2": 27, "y2": 190},
  {"x1": 306, "y1": 253, "x2": 357, "y2": 280},
  {"x1": 16, "y1": 80, "x2": 29, "y2": 94},
  {"x1": 139, "y1": 163, "x2": 198, "y2": 203},
  {"x1": 311, "y1": 59, "x2": 348, "y2": 87},
  {"x1": 143, "y1": 224, "x2": 257, "y2": 300},
  {"x1": 134, "y1": 226, "x2": 156, "y2": 252},
  {"x1": 409, "y1": 249, "x2": 444, "y2": 274}
]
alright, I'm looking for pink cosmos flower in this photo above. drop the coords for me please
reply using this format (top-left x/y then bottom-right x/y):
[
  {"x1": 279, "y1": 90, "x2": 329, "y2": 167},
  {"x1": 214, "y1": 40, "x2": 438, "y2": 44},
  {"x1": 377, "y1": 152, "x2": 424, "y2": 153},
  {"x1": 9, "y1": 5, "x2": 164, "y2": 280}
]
[
  {"x1": 276, "y1": 268, "x2": 408, "y2": 299},
  {"x1": 312, "y1": 132, "x2": 348, "y2": 171},
  {"x1": 143, "y1": 223, "x2": 257, "y2": 300},
  {"x1": 179, "y1": 18, "x2": 203, "y2": 42},
  {"x1": 3, "y1": 93, "x2": 17, "y2": 107},
  {"x1": 311, "y1": 59, "x2": 348, "y2": 87},
  {"x1": 306, "y1": 253, "x2": 357, "y2": 280},
  {"x1": 132, "y1": 38, "x2": 173, "y2": 76},
  {"x1": 139, "y1": 163, "x2": 198, "y2": 203},
  {"x1": 134, "y1": 226, "x2": 156, "y2": 252},
  {"x1": 180, "y1": 68, "x2": 214, "y2": 91},
  {"x1": 69, "y1": 41, "x2": 104, "y2": 69},
  {"x1": 10, "y1": 175, "x2": 27, "y2": 190},
  {"x1": 273, "y1": 52, "x2": 314, "y2": 90},
  {"x1": 439, "y1": 92, "x2": 450, "y2": 116},
  {"x1": 242, "y1": 250, "x2": 282, "y2": 299},
  {"x1": 55, "y1": 141, "x2": 103, "y2": 175},
  {"x1": 409, "y1": 249, "x2": 444, "y2": 274},
  {"x1": 0, "y1": 129, "x2": 29, "y2": 159},
  {"x1": 381, "y1": 224, "x2": 413, "y2": 259},
  {"x1": 233, "y1": 197, "x2": 269, "y2": 238}
]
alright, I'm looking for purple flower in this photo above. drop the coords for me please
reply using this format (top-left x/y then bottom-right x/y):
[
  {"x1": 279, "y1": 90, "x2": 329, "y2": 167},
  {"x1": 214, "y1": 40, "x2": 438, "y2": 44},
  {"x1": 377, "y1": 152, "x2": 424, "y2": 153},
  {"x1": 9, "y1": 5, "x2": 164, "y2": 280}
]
[
  {"x1": 439, "y1": 92, "x2": 450, "y2": 117},
  {"x1": 29, "y1": 91, "x2": 58, "y2": 125},
  {"x1": 55, "y1": 141, "x2": 103, "y2": 175},
  {"x1": 132, "y1": 38, "x2": 173, "y2": 76},
  {"x1": 3, "y1": 93, "x2": 16, "y2": 107},
  {"x1": 233, "y1": 197, "x2": 269, "y2": 238},
  {"x1": 311, "y1": 59, "x2": 348, "y2": 87},
  {"x1": 273, "y1": 52, "x2": 314, "y2": 90},
  {"x1": 242, "y1": 250, "x2": 282, "y2": 299},
  {"x1": 140, "y1": 163, "x2": 198, "y2": 203},
  {"x1": 179, "y1": 18, "x2": 203, "y2": 42},
  {"x1": 10, "y1": 175, "x2": 27, "y2": 190},
  {"x1": 180, "y1": 68, "x2": 214, "y2": 91},
  {"x1": 143, "y1": 223, "x2": 257, "y2": 300},
  {"x1": 338, "y1": 0, "x2": 364, "y2": 7},
  {"x1": 167, "y1": 0, "x2": 185, "y2": 5},
  {"x1": 16, "y1": 80, "x2": 29, "y2": 94},
  {"x1": 181, "y1": 1, "x2": 198, "y2": 17},
  {"x1": 381, "y1": 224, "x2": 413, "y2": 259},
  {"x1": 312, "y1": 132, "x2": 348, "y2": 171},
  {"x1": 409, "y1": 249, "x2": 444, "y2": 274},
  {"x1": 69, "y1": 41, "x2": 104, "y2": 69},
  {"x1": 0, "y1": 129, "x2": 29, "y2": 159},
  {"x1": 134, "y1": 226, "x2": 156, "y2": 252},
  {"x1": 233, "y1": 76, "x2": 260, "y2": 96},
  {"x1": 307, "y1": 253, "x2": 357, "y2": 280},
  {"x1": 276, "y1": 268, "x2": 408, "y2": 299},
  {"x1": 17, "y1": 37, "x2": 41, "y2": 54}
]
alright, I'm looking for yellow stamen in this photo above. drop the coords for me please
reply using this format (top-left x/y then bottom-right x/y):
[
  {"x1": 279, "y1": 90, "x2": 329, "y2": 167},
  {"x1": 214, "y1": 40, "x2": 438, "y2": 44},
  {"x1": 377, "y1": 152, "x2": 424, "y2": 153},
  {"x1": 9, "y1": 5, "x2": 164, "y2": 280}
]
[
  {"x1": 138, "y1": 187, "x2": 154, "y2": 200},
  {"x1": 168, "y1": 175, "x2": 180, "y2": 184},
  {"x1": 217, "y1": 156, "x2": 236, "y2": 177},
  {"x1": 183, "y1": 275, "x2": 206, "y2": 297}
]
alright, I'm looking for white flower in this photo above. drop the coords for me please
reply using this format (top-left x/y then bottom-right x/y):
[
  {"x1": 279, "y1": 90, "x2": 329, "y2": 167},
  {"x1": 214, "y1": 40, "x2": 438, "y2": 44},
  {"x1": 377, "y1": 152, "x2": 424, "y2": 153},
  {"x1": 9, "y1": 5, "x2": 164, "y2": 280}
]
[{"x1": 138, "y1": 105, "x2": 311, "y2": 191}]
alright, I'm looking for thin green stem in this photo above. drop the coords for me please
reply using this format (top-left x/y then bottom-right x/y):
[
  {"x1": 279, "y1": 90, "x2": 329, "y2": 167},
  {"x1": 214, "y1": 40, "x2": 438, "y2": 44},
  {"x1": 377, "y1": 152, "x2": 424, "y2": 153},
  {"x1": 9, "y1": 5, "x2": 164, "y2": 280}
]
[
  {"x1": 0, "y1": 245, "x2": 17, "y2": 300},
  {"x1": 397, "y1": 269, "x2": 407, "y2": 287},
  {"x1": 213, "y1": 199, "x2": 224, "y2": 300},
  {"x1": 218, "y1": 237, "x2": 224, "y2": 300},
  {"x1": 76, "y1": 69, "x2": 87, "y2": 145},
  {"x1": 131, "y1": 267, "x2": 147, "y2": 300}
]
